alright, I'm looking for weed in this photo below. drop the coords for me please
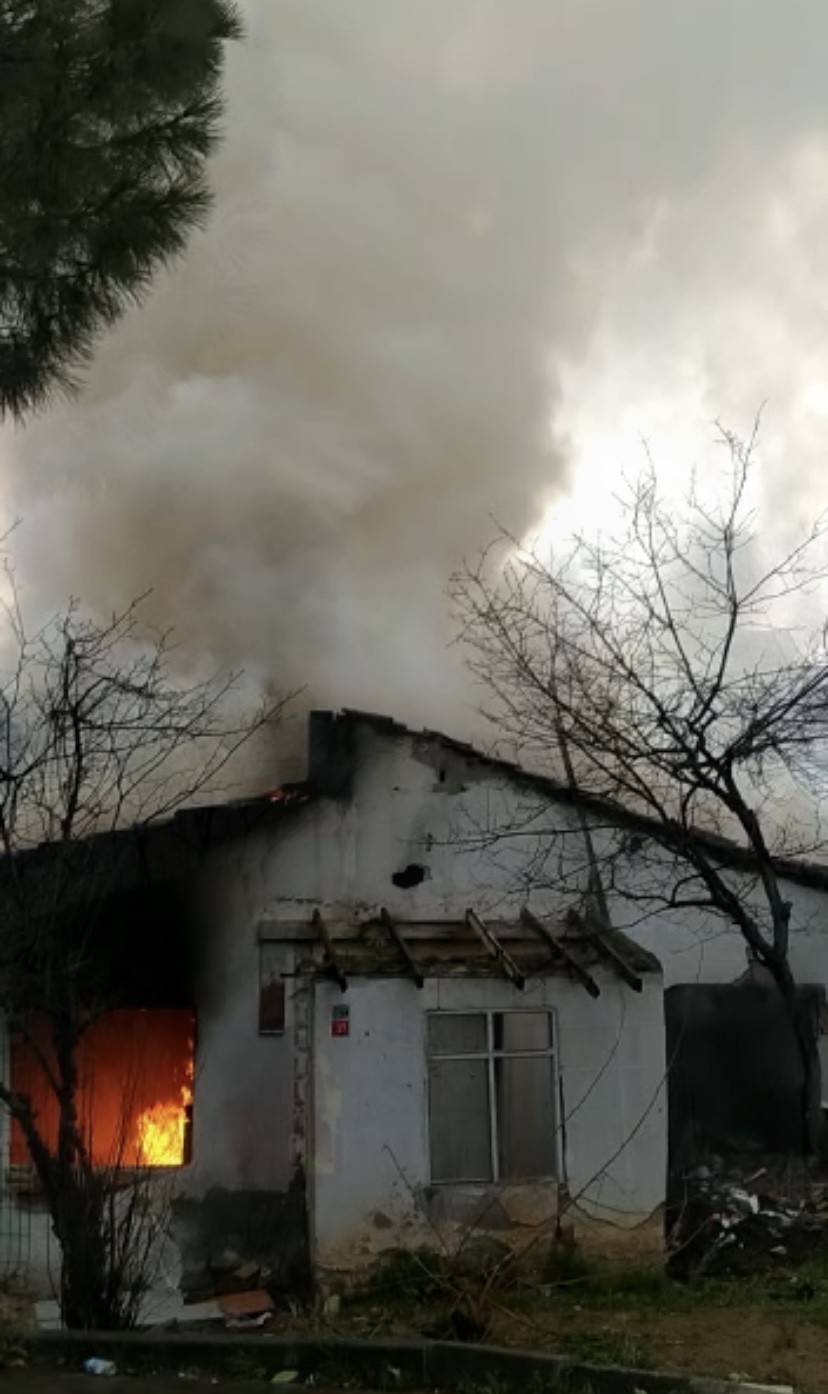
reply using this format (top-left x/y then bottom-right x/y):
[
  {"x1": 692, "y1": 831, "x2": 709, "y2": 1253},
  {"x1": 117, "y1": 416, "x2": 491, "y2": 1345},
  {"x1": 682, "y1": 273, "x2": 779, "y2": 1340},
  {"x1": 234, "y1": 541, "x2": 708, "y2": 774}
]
[
  {"x1": 222, "y1": 1351, "x2": 268, "y2": 1381},
  {"x1": 309, "y1": 1350, "x2": 361, "y2": 1389},
  {"x1": 353, "y1": 1247, "x2": 449, "y2": 1305},
  {"x1": 456, "y1": 1376, "x2": 513, "y2": 1394},
  {"x1": 557, "y1": 1377, "x2": 597, "y2": 1394},
  {"x1": 556, "y1": 1327, "x2": 655, "y2": 1370},
  {"x1": 543, "y1": 1243, "x2": 594, "y2": 1287},
  {"x1": 580, "y1": 1263, "x2": 672, "y2": 1308}
]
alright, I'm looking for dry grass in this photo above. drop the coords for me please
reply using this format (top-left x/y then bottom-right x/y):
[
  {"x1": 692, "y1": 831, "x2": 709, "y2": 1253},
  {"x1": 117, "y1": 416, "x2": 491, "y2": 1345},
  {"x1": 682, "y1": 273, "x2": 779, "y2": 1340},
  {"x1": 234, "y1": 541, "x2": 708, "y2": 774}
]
[{"x1": 264, "y1": 1249, "x2": 828, "y2": 1393}]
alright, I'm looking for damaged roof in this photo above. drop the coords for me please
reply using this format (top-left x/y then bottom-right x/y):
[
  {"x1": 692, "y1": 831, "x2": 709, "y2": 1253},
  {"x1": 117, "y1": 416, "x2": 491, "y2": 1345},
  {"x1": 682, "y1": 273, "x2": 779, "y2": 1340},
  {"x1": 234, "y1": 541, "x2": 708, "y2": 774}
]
[
  {"x1": 0, "y1": 783, "x2": 314, "y2": 910},
  {"x1": 11, "y1": 704, "x2": 828, "y2": 907},
  {"x1": 262, "y1": 906, "x2": 661, "y2": 997}
]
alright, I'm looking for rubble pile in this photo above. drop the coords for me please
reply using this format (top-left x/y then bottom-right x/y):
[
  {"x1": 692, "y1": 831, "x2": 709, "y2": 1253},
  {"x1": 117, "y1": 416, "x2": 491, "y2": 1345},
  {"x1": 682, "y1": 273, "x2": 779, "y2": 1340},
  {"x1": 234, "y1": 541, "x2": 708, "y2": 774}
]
[{"x1": 667, "y1": 1167, "x2": 828, "y2": 1279}]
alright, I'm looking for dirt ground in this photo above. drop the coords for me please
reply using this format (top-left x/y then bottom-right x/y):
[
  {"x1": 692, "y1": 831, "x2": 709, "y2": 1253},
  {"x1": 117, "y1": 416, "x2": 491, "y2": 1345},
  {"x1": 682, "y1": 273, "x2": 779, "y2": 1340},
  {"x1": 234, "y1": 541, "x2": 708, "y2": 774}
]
[
  {"x1": 293, "y1": 1253, "x2": 828, "y2": 1394},
  {"x1": 8, "y1": 1262, "x2": 828, "y2": 1394},
  {"x1": 489, "y1": 1303, "x2": 825, "y2": 1392}
]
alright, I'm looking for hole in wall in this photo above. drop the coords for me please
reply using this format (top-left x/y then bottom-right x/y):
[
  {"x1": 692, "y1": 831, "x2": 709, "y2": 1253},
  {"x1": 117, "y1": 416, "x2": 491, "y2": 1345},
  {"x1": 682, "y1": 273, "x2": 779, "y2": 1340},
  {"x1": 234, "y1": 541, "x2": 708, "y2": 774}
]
[{"x1": 391, "y1": 863, "x2": 430, "y2": 890}]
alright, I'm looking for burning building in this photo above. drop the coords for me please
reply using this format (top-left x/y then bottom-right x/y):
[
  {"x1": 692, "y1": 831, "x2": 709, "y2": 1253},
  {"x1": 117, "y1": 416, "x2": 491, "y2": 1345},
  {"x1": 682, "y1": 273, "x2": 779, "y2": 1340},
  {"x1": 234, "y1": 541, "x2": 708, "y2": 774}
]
[
  {"x1": 2, "y1": 708, "x2": 827, "y2": 1309},
  {"x1": 0, "y1": 710, "x2": 665, "y2": 1301}
]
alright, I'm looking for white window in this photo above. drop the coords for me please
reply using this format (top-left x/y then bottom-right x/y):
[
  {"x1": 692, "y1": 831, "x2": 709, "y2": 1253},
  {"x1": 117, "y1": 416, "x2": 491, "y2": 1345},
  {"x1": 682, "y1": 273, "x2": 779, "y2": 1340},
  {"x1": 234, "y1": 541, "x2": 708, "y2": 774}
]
[{"x1": 426, "y1": 1011, "x2": 558, "y2": 1184}]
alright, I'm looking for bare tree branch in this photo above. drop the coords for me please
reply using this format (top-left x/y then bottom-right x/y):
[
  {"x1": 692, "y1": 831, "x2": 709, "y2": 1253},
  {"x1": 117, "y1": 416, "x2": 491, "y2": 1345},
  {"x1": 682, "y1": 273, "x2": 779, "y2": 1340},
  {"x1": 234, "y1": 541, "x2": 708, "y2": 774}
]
[
  {"x1": 453, "y1": 422, "x2": 828, "y2": 1151},
  {"x1": 0, "y1": 577, "x2": 294, "y2": 1327}
]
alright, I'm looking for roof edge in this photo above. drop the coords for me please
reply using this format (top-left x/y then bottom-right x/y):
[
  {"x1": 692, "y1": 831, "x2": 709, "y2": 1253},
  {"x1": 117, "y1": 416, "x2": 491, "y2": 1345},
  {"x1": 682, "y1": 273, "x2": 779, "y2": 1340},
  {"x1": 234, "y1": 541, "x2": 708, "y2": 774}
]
[{"x1": 317, "y1": 707, "x2": 828, "y2": 895}]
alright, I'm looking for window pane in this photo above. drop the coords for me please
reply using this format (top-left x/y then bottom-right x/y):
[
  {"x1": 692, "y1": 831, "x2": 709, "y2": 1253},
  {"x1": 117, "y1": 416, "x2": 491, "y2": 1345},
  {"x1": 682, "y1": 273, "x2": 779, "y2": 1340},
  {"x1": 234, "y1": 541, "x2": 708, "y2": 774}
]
[
  {"x1": 428, "y1": 1013, "x2": 487, "y2": 1056},
  {"x1": 493, "y1": 1012, "x2": 552, "y2": 1053},
  {"x1": 495, "y1": 1055, "x2": 557, "y2": 1179},
  {"x1": 429, "y1": 1058, "x2": 492, "y2": 1181}
]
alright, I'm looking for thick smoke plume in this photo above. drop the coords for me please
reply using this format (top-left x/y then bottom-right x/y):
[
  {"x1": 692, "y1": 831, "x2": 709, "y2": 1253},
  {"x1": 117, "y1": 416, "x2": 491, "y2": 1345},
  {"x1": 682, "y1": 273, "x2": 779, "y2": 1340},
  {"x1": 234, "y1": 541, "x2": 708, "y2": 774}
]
[{"x1": 4, "y1": 1, "x2": 828, "y2": 746}]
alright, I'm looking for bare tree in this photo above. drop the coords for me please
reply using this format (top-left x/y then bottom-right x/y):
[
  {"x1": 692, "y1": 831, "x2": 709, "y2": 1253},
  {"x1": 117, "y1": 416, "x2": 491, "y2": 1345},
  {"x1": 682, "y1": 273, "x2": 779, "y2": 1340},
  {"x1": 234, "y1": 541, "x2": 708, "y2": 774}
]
[
  {"x1": 453, "y1": 426, "x2": 828, "y2": 1148},
  {"x1": 0, "y1": 584, "x2": 289, "y2": 1327}
]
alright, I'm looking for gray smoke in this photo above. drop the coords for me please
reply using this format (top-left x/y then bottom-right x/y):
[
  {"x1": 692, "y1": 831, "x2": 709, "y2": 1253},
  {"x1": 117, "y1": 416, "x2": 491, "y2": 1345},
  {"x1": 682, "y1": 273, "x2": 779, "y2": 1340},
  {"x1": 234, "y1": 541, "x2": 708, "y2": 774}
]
[{"x1": 4, "y1": 0, "x2": 828, "y2": 740}]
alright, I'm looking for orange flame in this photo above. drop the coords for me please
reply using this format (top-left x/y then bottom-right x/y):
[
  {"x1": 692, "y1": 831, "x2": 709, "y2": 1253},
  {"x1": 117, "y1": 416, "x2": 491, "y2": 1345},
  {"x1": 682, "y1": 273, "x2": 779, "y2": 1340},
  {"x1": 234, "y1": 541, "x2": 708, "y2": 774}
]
[
  {"x1": 136, "y1": 1082, "x2": 193, "y2": 1167},
  {"x1": 266, "y1": 786, "x2": 309, "y2": 805}
]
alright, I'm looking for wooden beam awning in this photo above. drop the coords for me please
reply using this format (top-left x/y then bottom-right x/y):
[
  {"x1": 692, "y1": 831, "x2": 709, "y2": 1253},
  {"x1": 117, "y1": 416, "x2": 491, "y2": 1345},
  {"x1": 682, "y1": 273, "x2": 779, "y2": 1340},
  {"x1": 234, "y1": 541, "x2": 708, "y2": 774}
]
[
  {"x1": 312, "y1": 908, "x2": 347, "y2": 992},
  {"x1": 380, "y1": 909, "x2": 424, "y2": 988},
  {"x1": 465, "y1": 908, "x2": 525, "y2": 989},
  {"x1": 565, "y1": 907, "x2": 643, "y2": 992},
  {"x1": 520, "y1": 906, "x2": 601, "y2": 998},
  {"x1": 270, "y1": 906, "x2": 658, "y2": 993}
]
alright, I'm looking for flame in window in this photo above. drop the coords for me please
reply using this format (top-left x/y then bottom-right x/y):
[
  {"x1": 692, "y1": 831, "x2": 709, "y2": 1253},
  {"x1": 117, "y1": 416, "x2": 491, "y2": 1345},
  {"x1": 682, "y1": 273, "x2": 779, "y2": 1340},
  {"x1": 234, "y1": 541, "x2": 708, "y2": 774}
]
[
  {"x1": 9, "y1": 1009, "x2": 196, "y2": 1170},
  {"x1": 136, "y1": 1082, "x2": 193, "y2": 1167}
]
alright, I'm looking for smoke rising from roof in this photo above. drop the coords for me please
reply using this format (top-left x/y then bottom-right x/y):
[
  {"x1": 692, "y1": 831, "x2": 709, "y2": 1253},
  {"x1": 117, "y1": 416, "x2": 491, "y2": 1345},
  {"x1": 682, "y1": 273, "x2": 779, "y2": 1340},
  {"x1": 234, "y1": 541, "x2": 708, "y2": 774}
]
[{"x1": 5, "y1": 1, "x2": 828, "y2": 735}]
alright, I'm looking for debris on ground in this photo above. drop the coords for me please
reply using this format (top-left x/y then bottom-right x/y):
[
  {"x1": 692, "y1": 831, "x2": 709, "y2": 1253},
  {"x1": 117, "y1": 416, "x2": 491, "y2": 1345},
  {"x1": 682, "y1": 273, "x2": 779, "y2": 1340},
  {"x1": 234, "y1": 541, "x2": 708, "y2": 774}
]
[
  {"x1": 733, "y1": 1385, "x2": 795, "y2": 1394},
  {"x1": 82, "y1": 1358, "x2": 118, "y2": 1376},
  {"x1": 668, "y1": 1167, "x2": 828, "y2": 1279},
  {"x1": 207, "y1": 1253, "x2": 263, "y2": 1297},
  {"x1": 154, "y1": 1297, "x2": 224, "y2": 1329},
  {"x1": 34, "y1": 1299, "x2": 61, "y2": 1332},
  {"x1": 217, "y1": 1289, "x2": 275, "y2": 1321}
]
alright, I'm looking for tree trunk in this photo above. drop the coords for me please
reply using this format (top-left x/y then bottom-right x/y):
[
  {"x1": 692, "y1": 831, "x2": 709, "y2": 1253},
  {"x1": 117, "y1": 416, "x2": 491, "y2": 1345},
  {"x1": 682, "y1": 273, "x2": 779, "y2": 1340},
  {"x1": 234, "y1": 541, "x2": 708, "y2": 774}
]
[
  {"x1": 53, "y1": 1173, "x2": 113, "y2": 1329},
  {"x1": 48, "y1": 1016, "x2": 121, "y2": 1328}
]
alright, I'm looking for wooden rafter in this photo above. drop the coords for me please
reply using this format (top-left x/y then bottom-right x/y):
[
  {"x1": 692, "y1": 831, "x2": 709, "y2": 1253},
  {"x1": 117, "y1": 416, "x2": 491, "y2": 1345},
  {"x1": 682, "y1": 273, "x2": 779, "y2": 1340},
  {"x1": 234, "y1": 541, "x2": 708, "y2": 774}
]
[
  {"x1": 590, "y1": 932, "x2": 643, "y2": 992},
  {"x1": 380, "y1": 909, "x2": 424, "y2": 988},
  {"x1": 520, "y1": 906, "x2": 600, "y2": 998},
  {"x1": 566, "y1": 908, "x2": 643, "y2": 992},
  {"x1": 465, "y1": 909, "x2": 525, "y2": 989},
  {"x1": 312, "y1": 909, "x2": 348, "y2": 992}
]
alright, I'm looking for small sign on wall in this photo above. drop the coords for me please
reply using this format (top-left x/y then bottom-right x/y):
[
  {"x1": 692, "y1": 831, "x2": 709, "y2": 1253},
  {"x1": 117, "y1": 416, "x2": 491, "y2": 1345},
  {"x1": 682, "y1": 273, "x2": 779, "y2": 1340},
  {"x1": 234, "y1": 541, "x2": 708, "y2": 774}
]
[{"x1": 331, "y1": 1003, "x2": 350, "y2": 1037}]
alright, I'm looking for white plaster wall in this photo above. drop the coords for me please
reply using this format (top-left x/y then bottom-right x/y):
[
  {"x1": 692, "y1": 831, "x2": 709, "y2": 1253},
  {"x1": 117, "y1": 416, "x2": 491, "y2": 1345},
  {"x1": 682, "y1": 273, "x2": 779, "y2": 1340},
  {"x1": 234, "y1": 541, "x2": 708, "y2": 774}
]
[
  {"x1": 608, "y1": 866, "x2": 828, "y2": 991},
  {"x1": 312, "y1": 970, "x2": 666, "y2": 1268},
  {"x1": 325, "y1": 722, "x2": 828, "y2": 993},
  {"x1": 184, "y1": 843, "x2": 296, "y2": 1196},
  {"x1": 181, "y1": 717, "x2": 828, "y2": 1207},
  {"x1": 312, "y1": 978, "x2": 429, "y2": 1265},
  {"x1": 556, "y1": 975, "x2": 666, "y2": 1223},
  {"x1": 180, "y1": 794, "x2": 367, "y2": 1197},
  {"x1": 346, "y1": 728, "x2": 561, "y2": 920},
  {"x1": 162, "y1": 729, "x2": 569, "y2": 1204},
  {"x1": 183, "y1": 815, "x2": 322, "y2": 1197},
  {"x1": 132, "y1": 716, "x2": 828, "y2": 1213}
]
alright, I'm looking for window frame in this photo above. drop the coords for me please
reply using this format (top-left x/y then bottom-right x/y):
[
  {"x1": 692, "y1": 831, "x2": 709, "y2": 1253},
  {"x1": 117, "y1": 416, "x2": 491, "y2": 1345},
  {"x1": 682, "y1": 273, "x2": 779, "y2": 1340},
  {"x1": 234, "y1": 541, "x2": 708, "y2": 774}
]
[{"x1": 426, "y1": 1008, "x2": 559, "y2": 1185}]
